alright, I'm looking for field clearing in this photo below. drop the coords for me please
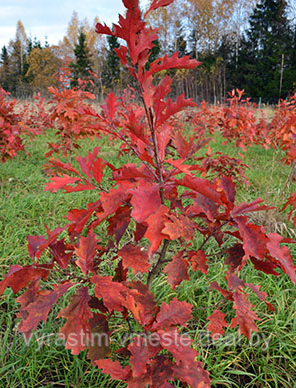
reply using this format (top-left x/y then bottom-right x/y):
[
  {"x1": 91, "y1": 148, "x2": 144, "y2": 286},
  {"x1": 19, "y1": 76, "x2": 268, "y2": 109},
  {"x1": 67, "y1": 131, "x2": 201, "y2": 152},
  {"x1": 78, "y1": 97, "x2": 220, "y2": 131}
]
[{"x1": 0, "y1": 128, "x2": 296, "y2": 388}]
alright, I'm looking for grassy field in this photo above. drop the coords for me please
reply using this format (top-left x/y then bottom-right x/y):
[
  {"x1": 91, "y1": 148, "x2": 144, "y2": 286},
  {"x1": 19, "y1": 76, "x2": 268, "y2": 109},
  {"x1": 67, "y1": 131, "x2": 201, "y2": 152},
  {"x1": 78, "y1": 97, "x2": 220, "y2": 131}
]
[{"x1": 0, "y1": 129, "x2": 295, "y2": 388}]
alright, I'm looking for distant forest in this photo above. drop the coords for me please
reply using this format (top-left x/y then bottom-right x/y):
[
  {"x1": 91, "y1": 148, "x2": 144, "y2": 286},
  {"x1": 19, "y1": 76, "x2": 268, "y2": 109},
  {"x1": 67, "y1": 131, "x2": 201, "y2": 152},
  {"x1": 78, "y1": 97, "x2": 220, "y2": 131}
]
[{"x1": 0, "y1": 0, "x2": 295, "y2": 103}]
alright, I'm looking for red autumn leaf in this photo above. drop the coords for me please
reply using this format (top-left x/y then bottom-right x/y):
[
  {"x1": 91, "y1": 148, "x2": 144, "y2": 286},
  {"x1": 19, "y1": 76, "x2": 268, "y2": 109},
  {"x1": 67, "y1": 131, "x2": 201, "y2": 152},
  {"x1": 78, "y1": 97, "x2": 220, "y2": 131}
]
[
  {"x1": 177, "y1": 175, "x2": 222, "y2": 204},
  {"x1": 235, "y1": 216, "x2": 269, "y2": 260},
  {"x1": 44, "y1": 174, "x2": 81, "y2": 192},
  {"x1": 99, "y1": 187, "x2": 131, "y2": 221},
  {"x1": 159, "y1": 331, "x2": 211, "y2": 388},
  {"x1": 130, "y1": 182, "x2": 161, "y2": 223},
  {"x1": 146, "y1": 53, "x2": 200, "y2": 79},
  {"x1": 67, "y1": 200, "x2": 101, "y2": 237},
  {"x1": 246, "y1": 283, "x2": 274, "y2": 311},
  {"x1": 128, "y1": 335, "x2": 150, "y2": 377},
  {"x1": 107, "y1": 205, "x2": 131, "y2": 244},
  {"x1": 173, "y1": 359, "x2": 211, "y2": 388},
  {"x1": 152, "y1": 297, "x2": 192, "y2": 330},
  {"x1": 118, "y1": 244, "x2": 149, "y2": 274},
  {"x1": 86, "y1": 313, "x2": 111, "y2": 364},
  {"x1": 143, "y1": 0, "x2": 174, "y2": 18},
  {"x1": 36, "y1": 224, "x2": 67, "y2": 259},
  {"x1": 102, "y1": 90, "x2": 118, "y2": 120},
  {"x1": 58, "y1": 287, "x2": 93, "y2": 355},
  {"x1": 162, "y1": 214, "x2": 195, "y2": 241},
  {"x1": 144, "y1": 205, "x2": 169, "y2": 255},
  {"x1": 27, "y1": 235, "x2": 46, "y2": 259},
  {"x1": 18, "y1": 282, "x2": 72, "y2": 336},
  {"x1": 91, "y1": 275, "x2": 128, "y2": 312},
  {"x1": 230, "y1": 292, "x2": 260, "y2": 339},
  {"x1": 225, "y1": 243, "x2": 245, "y2": 270},
  {"x1": 49, "y1": 239, "x2": 74, "y2": 269},
  {"x1": 188, "y1": 250, "x2": 208, "y2": 274},
  {"x1": 266, "y1": 233, "x2": 296, "y2": 283},
  {"x1": 123, "y1": 281, "x2": 158, "y2": 327},
  {"x1": 74, "y1": 230, "x2": 98, "y2": 275},
  {"x1": 206, "y1": 309, "x2": 228, "y2": 338},
  {"x1": 16, "y1": 279, "x2": 40, "y2": 340},
  {"x1": 164, "y1": 252, "x2": 189, "y2": 289},
  {"x1": 231, "y1": 198, "x2": 272, "y2": 218},
  {"x1": 250, "y1": 257, "x2": 280, "y2": 276},
  {"x1": 0, "y1": 264, "x2": 50, "y2": 296},
  {"x1": 95, "y1": 359, "x2": 131, "y2": 381}
]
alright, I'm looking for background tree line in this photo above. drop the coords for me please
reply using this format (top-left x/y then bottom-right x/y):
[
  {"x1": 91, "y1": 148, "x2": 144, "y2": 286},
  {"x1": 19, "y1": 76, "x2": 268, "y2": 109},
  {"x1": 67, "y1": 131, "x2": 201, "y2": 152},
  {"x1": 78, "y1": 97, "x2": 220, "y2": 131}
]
[{"x1": 0, "y1": 0, "x2": 295, "y2": 102}]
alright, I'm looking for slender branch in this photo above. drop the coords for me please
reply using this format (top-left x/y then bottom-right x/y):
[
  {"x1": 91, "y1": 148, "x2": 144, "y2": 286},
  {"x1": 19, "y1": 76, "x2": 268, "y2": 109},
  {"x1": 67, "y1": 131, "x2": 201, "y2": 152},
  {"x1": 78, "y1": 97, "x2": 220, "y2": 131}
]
[
  {"x1": 147, "y1": 239, "x2": 170, "y2": 290},
  {"x1": 197, "y1": 221, "x2": 229, "y2": 252},
  {"x1": 109, "y1": 121, "x2": 160, "y2": 182},
  {"x1": 138, "y1": 84, "x2": 165, "y2": 202}
]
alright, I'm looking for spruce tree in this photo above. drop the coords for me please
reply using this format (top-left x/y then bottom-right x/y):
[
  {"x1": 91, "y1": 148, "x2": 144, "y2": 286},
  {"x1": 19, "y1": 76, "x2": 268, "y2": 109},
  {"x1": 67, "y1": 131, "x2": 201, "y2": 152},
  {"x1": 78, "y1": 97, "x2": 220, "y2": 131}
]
[
  {"x1": 102, "y1": 35, "x2": 120, "y2": 89},
  {"x1": 239, "y1": 0, "x2": 294, "y2": 101},
  {"x1": 70, "y1": 29, "x2": 93, "y2": 89}
]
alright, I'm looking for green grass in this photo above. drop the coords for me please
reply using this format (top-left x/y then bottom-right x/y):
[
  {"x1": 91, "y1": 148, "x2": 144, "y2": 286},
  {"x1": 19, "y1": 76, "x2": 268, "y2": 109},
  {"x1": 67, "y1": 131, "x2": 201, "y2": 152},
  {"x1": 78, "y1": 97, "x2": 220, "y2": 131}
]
[{"x1": 0, "y1": 130, "x2": 296, "y2": 387}]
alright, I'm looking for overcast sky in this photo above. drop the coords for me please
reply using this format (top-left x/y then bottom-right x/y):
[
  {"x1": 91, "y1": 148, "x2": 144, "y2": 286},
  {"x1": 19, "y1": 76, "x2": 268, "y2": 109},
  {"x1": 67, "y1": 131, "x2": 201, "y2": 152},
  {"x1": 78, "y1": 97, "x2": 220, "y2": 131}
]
[{"x1": 0, "y1": 0, "x2": 141, "y2": 49}]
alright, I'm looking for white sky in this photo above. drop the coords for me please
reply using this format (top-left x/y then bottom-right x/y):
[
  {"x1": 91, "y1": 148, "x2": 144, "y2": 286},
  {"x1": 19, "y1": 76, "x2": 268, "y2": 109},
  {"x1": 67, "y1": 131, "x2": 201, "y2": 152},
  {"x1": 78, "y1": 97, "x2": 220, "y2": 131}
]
[{"x1": 0, "y1": 0, "x2": 148, "y2": 49}]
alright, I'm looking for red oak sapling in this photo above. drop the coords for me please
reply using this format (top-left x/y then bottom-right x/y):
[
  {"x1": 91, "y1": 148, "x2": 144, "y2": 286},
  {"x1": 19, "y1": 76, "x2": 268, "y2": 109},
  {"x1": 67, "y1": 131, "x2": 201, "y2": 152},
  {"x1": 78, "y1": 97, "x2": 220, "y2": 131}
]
[{"x1": 1, "y1": 1, "x2": 296, "y2": 387}]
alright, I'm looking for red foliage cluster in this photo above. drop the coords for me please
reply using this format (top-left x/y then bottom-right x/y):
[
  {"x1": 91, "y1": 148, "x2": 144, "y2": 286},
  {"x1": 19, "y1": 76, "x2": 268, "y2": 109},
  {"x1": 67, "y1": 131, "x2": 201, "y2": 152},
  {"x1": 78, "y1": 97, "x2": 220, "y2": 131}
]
[
  {"x1": 19, "y1": 93, "x2": 53, "y2": 137},
  {"x1": 1, "y1": 1, "x2": 296, "y2": 387},
  {"x1": 217, "y1": 89, "x2": 270, "y2": 152},
  {"x1": 268, "y1": 93, "x2": 296, "y2": 164},
  {"x1": 45, "y1": 67, "x2": 97, "y2": 157},
  {"x1": 0, "y1": 87, "x2": 26, "y2": 162}
]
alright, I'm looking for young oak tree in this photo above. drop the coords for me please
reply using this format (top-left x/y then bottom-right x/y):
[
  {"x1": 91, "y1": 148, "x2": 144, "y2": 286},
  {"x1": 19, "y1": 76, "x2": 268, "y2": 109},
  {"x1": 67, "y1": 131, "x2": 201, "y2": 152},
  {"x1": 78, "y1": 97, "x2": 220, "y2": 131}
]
[{"x1": 0, "y1": 0, "x2": 296, "y2": 387}]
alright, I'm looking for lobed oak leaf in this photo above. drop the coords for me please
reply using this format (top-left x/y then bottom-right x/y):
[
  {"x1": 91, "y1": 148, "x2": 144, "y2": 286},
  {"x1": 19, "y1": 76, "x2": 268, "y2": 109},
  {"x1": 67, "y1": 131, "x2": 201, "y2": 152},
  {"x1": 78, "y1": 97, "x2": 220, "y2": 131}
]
[
  {"x1": 74, "y1": 230, "x2": 98, "y2": 275},
  {"x1": 128, "y1": 335, "x2": 150, "y2": 377},
  {"x1": 102, "y1": 90, "x2": 118, "y2": 121},
  {"x1": 49, "y1": 239, "x2": 74, "y2": 269},
  {"x1": 67, "y1": 200, "x2": 101, "y2": 238},
  {"x1": 206, "y1": 309, "x2": 228, "y2": 338},
  {"x1": 151, "y1": 356, "x2": 174, "y2": 388},
  {"x1": 123, "y1": 281, "x2": 158, "y2": 327},
  {"x1": 86, "y1": 313, "x2": 111, "y2": 364},
  {"x1": 19, "y1": 282, "x2": 72, "y2": 336},
  {"x1": 250, "y1": 257, "x2": 280, "y2": 276},
  {"x1": 144, "y1": 205, "x2": 169, "y2": 255},
  {"x1": 152, "y1": 297, "x2": 192, "y2": 330},
  {"x1": 27, "y1": 235, "x2": 46, "y2": 260},
  {"x1": 129, "y1": 182, "x2": 161, "y2": 223},
  {"x1": 0, "y1": 264, "x2": 50, "y2": 296},
  {"x1": 231, "y1": 198, "x2": 272, "y2": 218},
  {"x1": 91, "y1": 275, "x2": 128, "y2": 312},
  {"x1": 16, "y1": 279, "x2": 40, "y2": 340},
  {"x1": 95, "y1": 359, "x2": 131, "y2": 381},
  {"x1": 187, "y1": 250, "x2": 208, "y2": 274},
  {"x1": 143, "y1": 0, "x2": 174, "y2": 18},
  {"x1": 177, "y1": 175, "x2": 222, "y2": 204},
  {"x1": 173, "y1": 360, "x2": 211, "y2": 388},
  {"x1": 32, "y1": 225, "x2": 67, "y2": 259},
  {"x1": 230, "y1": 292, "x2": 260, "y2": 339},
  {"x1": 44, "y1": 175, "x2": 81, "y2": 192},
  {"x1": 162, "y1": 214, "x2": 195, "y2": 241},
  {"x1": 246, "y1": 283, "x2": 274, "y2": 311},
  {"x1": 235, "y1": 217, "x2": 268, "y2": 261},
  {"x1": 107, "y1": 205, "x2": 131, "y2": 244},
  {"x1": 164, "y1": 252, "x2": 189, "y2": 289},
  {"x1": 266, "y1": 233, "x2": 296, "y2": 283},
  {"x1": 118, "y1": 244, "x2": 149, "y2": 274},
  {"x1": 58, "y1": 287, "x2": 93, "y2": 355}
]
